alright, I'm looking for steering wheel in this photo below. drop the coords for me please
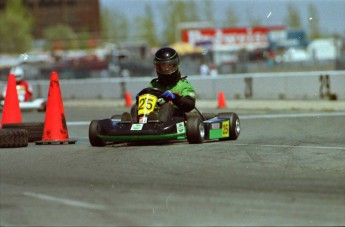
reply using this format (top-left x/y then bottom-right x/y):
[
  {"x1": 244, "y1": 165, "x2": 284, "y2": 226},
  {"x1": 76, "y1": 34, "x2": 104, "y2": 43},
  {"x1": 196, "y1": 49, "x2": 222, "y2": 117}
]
[{"x1": 137, "y1": 87, "x2": 164, "y2": 97}]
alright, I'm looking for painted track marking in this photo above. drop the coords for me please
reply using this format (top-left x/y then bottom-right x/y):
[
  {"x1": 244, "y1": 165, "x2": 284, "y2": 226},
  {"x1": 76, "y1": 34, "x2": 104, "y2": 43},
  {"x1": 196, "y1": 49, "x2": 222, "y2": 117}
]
[
  {"x1": 23, "y1": 192, "x2": 106, "y2": 210},
  {"x1": 229, "y1": 143, "x2": 345, "y2": 150},
  {"x1": 240, "y1": 112, "x2": 345, "y2": 119}
]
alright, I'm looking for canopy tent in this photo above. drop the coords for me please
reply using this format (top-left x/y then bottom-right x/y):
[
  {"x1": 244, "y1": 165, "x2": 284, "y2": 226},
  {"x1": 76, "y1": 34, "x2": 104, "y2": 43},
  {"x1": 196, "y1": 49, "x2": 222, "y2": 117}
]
[{"x1": 168, "y1": 42, "x2": 204, "y2": 56}]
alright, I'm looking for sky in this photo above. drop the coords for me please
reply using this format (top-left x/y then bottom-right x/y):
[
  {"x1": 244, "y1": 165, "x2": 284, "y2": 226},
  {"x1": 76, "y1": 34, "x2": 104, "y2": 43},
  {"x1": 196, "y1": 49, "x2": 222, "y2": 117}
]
[{"x1": 100, "y1": 0, "x2": 345, "y2": 36}]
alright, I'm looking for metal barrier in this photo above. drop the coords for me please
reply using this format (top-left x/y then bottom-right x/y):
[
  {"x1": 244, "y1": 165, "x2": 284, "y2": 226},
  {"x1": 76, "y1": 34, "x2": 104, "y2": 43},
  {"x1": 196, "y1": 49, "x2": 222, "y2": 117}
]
[{"x1": 1, "y1": 70, "x2": 344, "y2": 100}]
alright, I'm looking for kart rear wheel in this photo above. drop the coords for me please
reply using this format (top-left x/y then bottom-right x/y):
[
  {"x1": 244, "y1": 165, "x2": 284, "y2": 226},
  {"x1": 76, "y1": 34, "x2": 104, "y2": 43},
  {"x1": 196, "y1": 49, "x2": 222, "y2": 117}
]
[
  {"x1": 111, "y1": 114, "x2": 122, "y2": 120},
  {"x1": 218, "y1": 112, "x2": 240, "y2": 140},
  {"x1": 186, "y1": 116, "x2": 205, "y2": 144},
  {"x1": 202, "y1": 112, "x2": 216, "y2": 120},
  {"x1": 89, "y1": 120, "x2": 106, "y2": 147}
]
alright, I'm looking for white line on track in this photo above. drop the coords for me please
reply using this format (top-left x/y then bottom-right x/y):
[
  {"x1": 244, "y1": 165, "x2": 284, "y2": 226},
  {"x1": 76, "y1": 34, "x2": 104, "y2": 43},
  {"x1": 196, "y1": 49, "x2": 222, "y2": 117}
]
[
  {"x1": 240, "y1": 112, "x2": 345, "y2": 119},
  {"x1": 67, "y1": 112, "x2": 345, "y2": 126},
  {"x1": 67, "y1": 121, "x2": 90, "y2": 126},
  {"x1": 229, "y1": 143, "x2": 345, "y2": 150},
  {"x1": 23, "y1": 192, "x2": 106, "y2": 210}
]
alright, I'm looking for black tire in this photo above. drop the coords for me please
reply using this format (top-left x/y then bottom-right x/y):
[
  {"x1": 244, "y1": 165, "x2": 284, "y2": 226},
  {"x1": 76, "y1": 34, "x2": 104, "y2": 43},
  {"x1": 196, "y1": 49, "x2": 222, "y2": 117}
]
[
  {"x1": 89, "y1": 120, "x2": 106, "y2": 147},
  {"x1": 111, "y1": 114, "x2": 122, "y2": 120},
  {"x1": 186, "y1": 116, "x2": 205, "y2": 144},
  {"x1": 218, "y1": 112, "x2": 240, "y2": 140},
  {"x1": 2, "y1": 122, "x2": 44, "y2": 142},
  {"x1": 0, "y1": 129, "x2": 28, "y2": 148},
  {"x1": 202, "y1": 112, "x2": 216, "y2": 120},
  {"x1": 37, "y1": 103, "x2": 46, "y2": 112}
]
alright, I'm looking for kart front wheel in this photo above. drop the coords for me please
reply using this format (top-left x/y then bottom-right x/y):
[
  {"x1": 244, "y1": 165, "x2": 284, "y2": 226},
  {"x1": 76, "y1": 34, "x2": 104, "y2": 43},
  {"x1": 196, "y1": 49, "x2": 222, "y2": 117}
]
[
  {"x1": 89, "y1": 120, "x2": 106, "y2": 147},
  {"x1": 186, "y1": 116, "x2": 205, "y2": 144},
  {"x1": 218, "y1": 112, "x2": 240, "y2": 140}
]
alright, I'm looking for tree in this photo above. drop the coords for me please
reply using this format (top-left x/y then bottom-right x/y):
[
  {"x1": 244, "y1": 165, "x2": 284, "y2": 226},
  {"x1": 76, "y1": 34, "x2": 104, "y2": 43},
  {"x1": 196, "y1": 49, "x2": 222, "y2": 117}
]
[
  {"x1": 100, "y1": 8, "x2": 114, "y2": 43},
  {"x1": 246, "y1": 8, "x2": 262, "y2": 26},
  {"x1": 284, "y1": 3, "x2": 301, "y2": 29},
  {"x1": 0, "y1": 0, "x2": 33, "y2": 53},
  {"x1": 185, "y1": 0, "x2": 200, "y2": 21},
  {"x1": 43, "y1": 24, "x2": 78, "y2": 50},
  {"x1": 199, "y1": 0, "x2": 214, "y2": 23},
  {"x1": 79, "y1": 28, "x2": 92, "y2": 49},
  {"x1": 308, "y1": 3, "x2": 321, "y2": 40},
  {"x1": 134, "y1": 4, "x2": 159, "y2": 47},
  {"x1": 100, "y1": 8, "x2": 129, "y2": 44},
  {"x1": 161, "y1": 0, "x2": 200, "y2": 44},
  {"x1": 222, "y1": 5, "x2": 239, "y2": 27}
]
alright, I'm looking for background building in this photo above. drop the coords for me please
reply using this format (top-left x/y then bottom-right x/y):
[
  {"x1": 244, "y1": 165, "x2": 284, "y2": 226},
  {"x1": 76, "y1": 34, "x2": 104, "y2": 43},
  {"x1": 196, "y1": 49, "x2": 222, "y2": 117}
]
[{"x1": 0, "y1": 0, "x2": 101, "y2": 39}]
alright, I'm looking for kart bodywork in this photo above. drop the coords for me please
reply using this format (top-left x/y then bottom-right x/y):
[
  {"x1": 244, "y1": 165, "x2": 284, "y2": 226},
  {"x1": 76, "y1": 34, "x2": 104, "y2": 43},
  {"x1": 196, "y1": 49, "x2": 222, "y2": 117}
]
[
  {"x1": 89, "y1": 88, "x2": 240, "y2": 146},
  {"x1": 0, "y1": 98, "x2": 46, "y2": 112}
]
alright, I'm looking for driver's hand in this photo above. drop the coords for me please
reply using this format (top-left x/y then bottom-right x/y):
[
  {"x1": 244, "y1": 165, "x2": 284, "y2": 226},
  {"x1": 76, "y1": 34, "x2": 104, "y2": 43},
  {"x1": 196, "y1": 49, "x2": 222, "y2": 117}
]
[{"x1": 160, "y1": 90, "x2": 176, "y2": 101}]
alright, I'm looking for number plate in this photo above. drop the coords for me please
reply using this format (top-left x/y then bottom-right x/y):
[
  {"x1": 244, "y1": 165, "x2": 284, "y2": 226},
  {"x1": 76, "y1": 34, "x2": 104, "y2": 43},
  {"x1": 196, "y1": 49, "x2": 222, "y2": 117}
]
[
  {"x1": 222, "y1": 120, "x2": 230, "y2": 137},
  {"x1": 138, "y1": 94, "x2": 158, "y2": 116}
]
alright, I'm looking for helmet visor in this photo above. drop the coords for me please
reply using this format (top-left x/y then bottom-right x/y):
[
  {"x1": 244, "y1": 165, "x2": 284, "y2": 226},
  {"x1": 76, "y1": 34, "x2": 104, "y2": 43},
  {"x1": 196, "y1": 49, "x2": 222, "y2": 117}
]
[
  {"x1": 154, "y1": 58, "x2": 179, "y2": 75},
  {"x1": 155, "y1": 63, "x2": 177, "y2": 74}
]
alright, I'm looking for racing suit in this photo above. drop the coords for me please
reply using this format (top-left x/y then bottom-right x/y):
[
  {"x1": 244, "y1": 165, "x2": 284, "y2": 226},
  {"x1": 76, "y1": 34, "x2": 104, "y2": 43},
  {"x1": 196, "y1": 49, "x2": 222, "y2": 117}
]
[
  {"x1": 131, "y1": 76, "x2": 196, "y2": 122},
  {"x1": 2, "y1": 80, "x2": 33, "y2": 102}
]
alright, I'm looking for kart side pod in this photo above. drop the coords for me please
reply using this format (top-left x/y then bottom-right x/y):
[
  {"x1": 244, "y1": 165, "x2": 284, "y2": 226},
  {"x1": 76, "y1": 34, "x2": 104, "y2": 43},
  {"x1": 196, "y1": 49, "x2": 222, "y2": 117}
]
[{"x1": 200, "y1": 112, "x2": 240, "y2": 141}]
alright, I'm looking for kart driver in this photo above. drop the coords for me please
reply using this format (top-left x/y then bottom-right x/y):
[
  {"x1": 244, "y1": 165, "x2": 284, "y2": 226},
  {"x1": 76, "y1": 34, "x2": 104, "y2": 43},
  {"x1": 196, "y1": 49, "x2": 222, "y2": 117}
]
[
  {"x1": 2, "y1": 66, "x2": 33, "y2": 102},
  {"x1": 123, "y1": 47, "x2": 196, "y2": 123}
]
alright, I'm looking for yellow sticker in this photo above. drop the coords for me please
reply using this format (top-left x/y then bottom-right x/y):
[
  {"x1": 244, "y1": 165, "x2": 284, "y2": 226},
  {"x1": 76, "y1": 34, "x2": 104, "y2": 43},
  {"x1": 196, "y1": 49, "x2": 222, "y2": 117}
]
[
  {"x1": 138, "y1": 94, "x2": 158, "y2": 116},
  {"x1": 222, "y1": 120, "x2": 229, "y2": 137}
]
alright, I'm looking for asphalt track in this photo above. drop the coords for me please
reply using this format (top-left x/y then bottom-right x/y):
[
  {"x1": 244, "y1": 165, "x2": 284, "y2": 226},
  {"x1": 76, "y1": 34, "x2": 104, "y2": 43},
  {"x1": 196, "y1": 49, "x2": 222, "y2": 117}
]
[{"x1": 1, "y1": 100, "x2": 345, "y2": 226}]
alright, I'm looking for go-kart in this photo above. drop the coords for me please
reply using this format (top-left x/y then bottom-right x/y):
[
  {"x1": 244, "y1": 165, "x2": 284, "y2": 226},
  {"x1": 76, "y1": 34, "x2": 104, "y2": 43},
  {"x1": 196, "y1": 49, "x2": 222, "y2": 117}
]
[
  {"x1": 0, "y1": 98, "x2": 46, "y2": 112},
  {"x1": 89, "y1": 87, "x2": 240, "y2": 146}
]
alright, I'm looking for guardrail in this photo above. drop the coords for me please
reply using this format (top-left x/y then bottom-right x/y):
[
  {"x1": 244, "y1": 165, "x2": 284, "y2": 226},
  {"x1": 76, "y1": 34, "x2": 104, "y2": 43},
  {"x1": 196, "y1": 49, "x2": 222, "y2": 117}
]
[{"x1": 1, "y1": 70, "x2": 344, "y2": 100}]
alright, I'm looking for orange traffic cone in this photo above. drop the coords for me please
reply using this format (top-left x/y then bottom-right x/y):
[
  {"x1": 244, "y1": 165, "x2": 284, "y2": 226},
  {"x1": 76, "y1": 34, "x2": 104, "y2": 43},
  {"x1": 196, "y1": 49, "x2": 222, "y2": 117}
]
[
  {"x1": 217, "y1": 91, "x2": 226, "y2": 109},
  {"x1": 1, "y1": 74, "x2": 22, "y2": 127},
  {"x1": 124, "y1": 91, "x2": 132, "y2": 107},
  {"x1": 35, "y1": 72, "x2": 76, "y2": 145}
]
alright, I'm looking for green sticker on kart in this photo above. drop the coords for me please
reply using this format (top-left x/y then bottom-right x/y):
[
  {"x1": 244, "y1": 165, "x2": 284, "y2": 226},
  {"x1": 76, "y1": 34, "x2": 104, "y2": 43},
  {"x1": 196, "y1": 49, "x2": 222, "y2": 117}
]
[
  {"x1": 176, "y1": 122, "x2": 185, "y2": 134},
  {"x1": 131, "y1": 124, "x2": 144, "y2": 130},
  {"x1": 209, "y1": 120, "x2": 230, "y2": 139}
]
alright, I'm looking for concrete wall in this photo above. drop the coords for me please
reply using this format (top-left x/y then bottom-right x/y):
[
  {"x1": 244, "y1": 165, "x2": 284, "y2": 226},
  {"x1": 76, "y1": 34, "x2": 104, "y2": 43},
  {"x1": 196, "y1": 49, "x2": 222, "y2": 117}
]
[{"x1": 1, "y1": 70, "x2": 344, "y2": 100}]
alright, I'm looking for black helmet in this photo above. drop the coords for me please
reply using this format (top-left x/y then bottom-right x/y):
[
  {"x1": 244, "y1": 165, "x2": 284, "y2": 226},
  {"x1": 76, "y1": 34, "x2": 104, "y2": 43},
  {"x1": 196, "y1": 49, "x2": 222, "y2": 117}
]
[{"x1": 153, "y1": 47, "x2": 181, "y2": 86}]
